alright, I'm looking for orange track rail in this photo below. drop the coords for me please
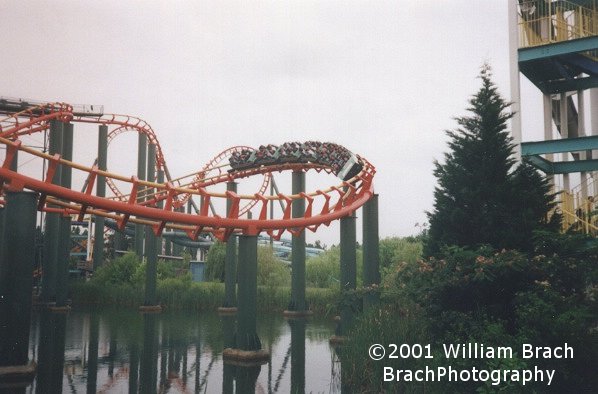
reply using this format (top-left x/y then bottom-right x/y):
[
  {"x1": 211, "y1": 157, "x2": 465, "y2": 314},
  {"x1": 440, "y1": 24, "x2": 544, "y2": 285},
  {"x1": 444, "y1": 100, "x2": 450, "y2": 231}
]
[{"x1": 0, "y1": 103, "x2": 375, "y2": 240}]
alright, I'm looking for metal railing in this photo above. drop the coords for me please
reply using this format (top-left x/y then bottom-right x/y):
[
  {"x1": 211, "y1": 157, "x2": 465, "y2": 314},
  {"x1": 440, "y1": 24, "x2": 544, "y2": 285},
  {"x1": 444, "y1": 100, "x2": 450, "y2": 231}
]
[{"x1": 518, "y1": 0, "x2": 598, "y2": 48}]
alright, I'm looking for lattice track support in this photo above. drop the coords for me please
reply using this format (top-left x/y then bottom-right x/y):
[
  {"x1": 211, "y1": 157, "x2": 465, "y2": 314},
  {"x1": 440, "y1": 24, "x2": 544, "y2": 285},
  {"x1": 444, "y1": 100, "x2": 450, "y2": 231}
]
[
  {"x1": 0, "y1": 191, "x2": 38, "y2": 382},
  {"x1": 362, "y1": 194, "x2": 380, "y2": 309}
]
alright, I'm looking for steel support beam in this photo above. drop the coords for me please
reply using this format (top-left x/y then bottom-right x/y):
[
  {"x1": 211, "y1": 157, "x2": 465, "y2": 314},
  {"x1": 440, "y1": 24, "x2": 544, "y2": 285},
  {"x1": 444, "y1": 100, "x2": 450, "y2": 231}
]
[
  {"x1": 236, "y1": 234, "x2": 261, "y2": 351},
  {"x1": 40, "y1": 120, "x2": 63, "y2": 303},
  {"x1": 288, "y1": 170, "x2": 307, "y2": 312},
  {"x1": 338, "y1": 213, "x2": 357, "y2": 336},
  {"x1": 518, "y1": 36, "x2": 598, "y2": 62},
  {"x1": 223, "y1": 181, "x2": 238, "y2": 308},
  {"x1": 143, "y1": 143, "x2": 158, "y2": 307},
  {"x1": 522, "y1": 134, "x2": 598, "y2": 155},
  {"x1": 55, "y1": 122, "x2": 73, "y2": 308},
  {"x1": 362, "y1": 194, "x2": 380, "y2": 309},
  {"x1": 93, "y1": 125, "x2": 108, "y2": 269},
  {"x1": 0, "y1": 191, "x2": 38, "y2": 367},
  {"x1": 135, "y1": 133, "x2": 147, "y2": 258}
]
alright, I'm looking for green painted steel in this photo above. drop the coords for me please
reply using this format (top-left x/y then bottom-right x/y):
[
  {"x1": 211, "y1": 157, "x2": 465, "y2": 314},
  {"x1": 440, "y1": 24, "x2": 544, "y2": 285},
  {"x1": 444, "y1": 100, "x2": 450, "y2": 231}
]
[
  {"x1": 289, "y1": 170, "x2": 307, "y2": 311},
  {"x1": 223, "y1": 181, "x2": 238, "y2": 308},
  {"x1": 362, "y1": 194, "x2": 380, "y2": 309},
  {"x1": 289, "y1": 318, "x2": 306, "y2": 393},
  {"x1": 87, "y1": 313, "x2": 99, "y2": 393},
  {"x1": 236, "y1": 235, "x2": 262, "y2": 351},
  {"x1": 41, "y1": 120, "x2": 63, "y2": 303},
  {"x1": 542, "y1": 76, "x2": 598, "y2": 94},
  {"x1": 135, "y1": 133, "x2": 147, "y2": 258},
  {"x1": 157, "y1": 169, "x2": 165, "y2": 257},
  {"x1": 93, "y1": 125, "x2": 108, "y2": 269},
  {"x1": 144, "y1": 144, "x2": 158, "y2": 306},
  {"x1": 36, "y1": 311, "x2": 67, "y2": 393},
  {"x1": 518, "y1": 36, "x2": 598, "y2": 62},
  {"x1": 522, "y1": 135, "x2": 598, "y2": 156},
  {"x1": 9, "y1": 148, "x2": 17, "y2": 171},
  {"x1": 55, "y1": 123, "x2": 73, "y2": 307},
  {"x1": 338, "y1": 213, "x2": 357, "y2": 336},
  {"x1": 0, "y1": 191, "x2": 38, "y2": 366},
  {"x1": 0, "y1": 208, "x2": 4, "y2": 271},
  {"x1": 140, "y1": 314, "x2": 158, "y2": 394}
]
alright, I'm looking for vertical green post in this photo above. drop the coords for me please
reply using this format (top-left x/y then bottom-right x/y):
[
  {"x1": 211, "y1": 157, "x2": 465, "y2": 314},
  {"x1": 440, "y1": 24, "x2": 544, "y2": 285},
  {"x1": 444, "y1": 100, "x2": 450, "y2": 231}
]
[
  {"x1": 55, "y1": 123, "x2": 73, "y2": 308},
  {"x1": 0, "y1": 191, "x2": 38, "y2": 367},
  {"x1": 144, "y1": 143, "x2": 158, "y2": 307},
  {"x1": 9, "y1": 148, "x2": 17, "y2": 171},
  {"x1": 41, "y1": 120, "x2": 63, "y2": 304},
  {"x1": 0, "y1": 207, "x2": 4, "y2": 277},
  {"x1": 157, "y1": 168, "x2": 165, "y2": 257},
  {"x1": 221, "y1": 314, "x2": 235, "y2": 393},
  {"x1": 288, "y1": 170, "x2": 307, "y2": 312},
  {"x1": 223, "y1": 181, "x2": 237, "y2": 308},
  {"x1": 236, "y1": 234, "x2": 261, "y2": 350},
  {"x1": 338, "y1": 213, "x2": 357, "y2": 336},
  {"x1": 172, "y1": 206, "x2": 183, "y2": 256},
  {"x1": 87, "y1": 313, "x2": 99, "y2": 394},
  {"x1": 187, "y1": 199, "x2": 197, "y2": 259},
  {"x1": 140, "y1": 314, "x2": 158, "y2": 394},
  {"x1": 289, "y1": 318, "x2": 306, "y2": 393},
  {"x1": 93, "y1": 125, "x2": 108, "y2": 269},
  {"x1": 135, "y1": 133, "x2": 147, "y2": 258},
  {"x1": 362, "y1": 194, "x2": 380, "y2": 309}
]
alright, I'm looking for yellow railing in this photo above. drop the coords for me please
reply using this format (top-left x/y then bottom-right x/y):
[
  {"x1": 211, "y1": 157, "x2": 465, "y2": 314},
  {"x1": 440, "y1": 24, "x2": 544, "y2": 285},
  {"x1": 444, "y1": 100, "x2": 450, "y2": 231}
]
[
  {"x1": 519, "y1": 0, "x2": 598, "y2": 48},
  {"x1": 556, "y1": 176, "x2": 598, "y2": 234}
]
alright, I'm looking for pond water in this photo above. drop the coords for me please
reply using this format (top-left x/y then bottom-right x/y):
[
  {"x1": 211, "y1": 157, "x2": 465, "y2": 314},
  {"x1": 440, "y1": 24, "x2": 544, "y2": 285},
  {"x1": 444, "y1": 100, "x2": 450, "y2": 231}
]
[{"x1": 25, "y1": 308, "x2": 343, "y2": 393}]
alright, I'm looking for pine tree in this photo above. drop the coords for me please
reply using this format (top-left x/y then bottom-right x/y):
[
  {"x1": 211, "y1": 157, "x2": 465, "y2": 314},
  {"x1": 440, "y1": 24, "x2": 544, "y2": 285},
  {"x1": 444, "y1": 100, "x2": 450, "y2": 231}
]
[{"x1": 425, "y1": 64, "x2": 557, "y2": 256}]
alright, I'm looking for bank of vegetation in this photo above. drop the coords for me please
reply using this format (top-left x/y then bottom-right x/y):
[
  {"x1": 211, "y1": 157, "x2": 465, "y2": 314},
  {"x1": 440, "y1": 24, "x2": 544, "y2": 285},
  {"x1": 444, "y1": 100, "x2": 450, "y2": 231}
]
[{"x1": 338, "y1": 65, "x2": 598, "y2": 393}]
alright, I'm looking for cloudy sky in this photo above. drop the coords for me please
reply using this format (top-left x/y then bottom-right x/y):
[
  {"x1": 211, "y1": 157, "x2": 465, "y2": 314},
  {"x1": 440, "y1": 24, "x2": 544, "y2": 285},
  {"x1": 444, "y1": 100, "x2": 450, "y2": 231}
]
[{"x1": 0, "y1": 1, "x2": 540, "y2": 246}]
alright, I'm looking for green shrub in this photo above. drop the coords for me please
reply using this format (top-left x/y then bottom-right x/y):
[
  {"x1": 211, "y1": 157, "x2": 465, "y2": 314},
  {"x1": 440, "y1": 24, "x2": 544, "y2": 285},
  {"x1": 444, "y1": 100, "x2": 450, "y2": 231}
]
[{"x1": 306, "y1": 246, "x2": 363, "y2": 288}]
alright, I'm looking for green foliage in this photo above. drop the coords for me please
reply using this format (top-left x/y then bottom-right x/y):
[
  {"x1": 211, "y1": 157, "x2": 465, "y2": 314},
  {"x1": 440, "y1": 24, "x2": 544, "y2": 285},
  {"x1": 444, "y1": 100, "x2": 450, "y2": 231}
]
[
  {"x1": 205, "y1": 240, "x2": 226, "y2": 281},
  {"x1": 379, "y1": 236, "x2": 422, "y2": 272},
  {"x1": 305, "y1": 246, "x2": 363, "y2": 288},
  {"x1": 257, "y1": 246, "x2": 290, "y2": 287},
  {"x1": 425, "y1": 64, "x2": 557, "y2": 256},
  {"x1": 91, "y1": 252, "x2": 140, "y2": 286}
]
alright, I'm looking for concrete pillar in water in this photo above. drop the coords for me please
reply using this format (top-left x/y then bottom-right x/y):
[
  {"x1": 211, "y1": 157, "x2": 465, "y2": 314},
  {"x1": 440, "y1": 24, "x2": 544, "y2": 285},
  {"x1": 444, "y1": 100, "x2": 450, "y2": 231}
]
[
  {"x1": 142, "y1": 143, "x2": 160, "y2": 310},
  {"x1": 40, "y1": 120, "x2": 63, "y2": 304},
  {"x1": 135, "y1": 133, "x2": 147, "y2": 258},
  {"x1": 223, "y1": 235, "x2": 269, "y2": 363},
  {"x1": 285, "y1": 170, "x2": 309, "y2": 315},
  {"x1": 221, "y1": 181, "x2": 238, "y2": 311},
  {"x1": 54, "y1": 122, "x2": 73, "y2": 310},
  {"x1": 337, "y1": 213, "x2": 357, "y2": 338},
  {"x1": 362, "y1": 194, "x2": 380, "y2": 309},
  {"x1": 0, "y1": 191, "x2": 38, "y2": 381},
  {"x1": 93, "y1": 125, "x2": 108, "y2": 269}
]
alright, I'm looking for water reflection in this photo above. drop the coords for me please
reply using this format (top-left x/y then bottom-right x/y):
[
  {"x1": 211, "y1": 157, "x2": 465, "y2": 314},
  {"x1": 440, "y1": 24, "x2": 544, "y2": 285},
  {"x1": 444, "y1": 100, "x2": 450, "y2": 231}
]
[{"x1": 27, "y1": 309, "x2": 338, "y2": 393}]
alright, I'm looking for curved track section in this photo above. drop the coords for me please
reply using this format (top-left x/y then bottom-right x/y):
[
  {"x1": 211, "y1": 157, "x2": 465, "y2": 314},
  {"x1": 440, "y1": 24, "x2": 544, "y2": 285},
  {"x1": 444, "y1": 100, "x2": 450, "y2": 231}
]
[{"x1": 0, "y1": 102, "x2": 375, "y2": 240}]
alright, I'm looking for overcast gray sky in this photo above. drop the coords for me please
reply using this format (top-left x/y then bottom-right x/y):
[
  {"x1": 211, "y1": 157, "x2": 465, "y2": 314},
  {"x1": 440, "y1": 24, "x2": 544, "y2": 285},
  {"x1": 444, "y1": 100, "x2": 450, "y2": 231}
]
[{"x1": 1, "y1": 1, "x2": 538, "y2": 246}]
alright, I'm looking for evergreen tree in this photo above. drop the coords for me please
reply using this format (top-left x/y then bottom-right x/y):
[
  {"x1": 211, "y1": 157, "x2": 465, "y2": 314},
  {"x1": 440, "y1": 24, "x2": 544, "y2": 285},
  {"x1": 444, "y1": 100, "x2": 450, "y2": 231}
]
[{"x1": 425, "y1": 64, "x2": 557, "y2": 256}]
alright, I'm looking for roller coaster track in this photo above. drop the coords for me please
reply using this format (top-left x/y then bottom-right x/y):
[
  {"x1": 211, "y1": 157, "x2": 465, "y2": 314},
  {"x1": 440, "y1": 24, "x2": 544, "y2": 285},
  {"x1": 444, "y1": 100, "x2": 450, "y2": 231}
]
[{"x1": 0, "y1": 102, "x2": 375, "y2": 240}]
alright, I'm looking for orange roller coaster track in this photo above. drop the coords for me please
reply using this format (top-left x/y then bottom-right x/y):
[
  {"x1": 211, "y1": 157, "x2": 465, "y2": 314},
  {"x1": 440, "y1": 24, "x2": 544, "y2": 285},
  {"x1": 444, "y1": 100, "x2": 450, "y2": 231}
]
[{"x1": 0, "y1": 102, "x2": 375, "y2": 240}]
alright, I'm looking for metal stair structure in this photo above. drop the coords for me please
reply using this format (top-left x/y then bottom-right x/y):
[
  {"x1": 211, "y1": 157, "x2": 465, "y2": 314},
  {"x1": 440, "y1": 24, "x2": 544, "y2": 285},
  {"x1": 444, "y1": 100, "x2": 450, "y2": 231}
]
[{"x1": 512, "y1": 0, "x2": 598, "y2": 233}]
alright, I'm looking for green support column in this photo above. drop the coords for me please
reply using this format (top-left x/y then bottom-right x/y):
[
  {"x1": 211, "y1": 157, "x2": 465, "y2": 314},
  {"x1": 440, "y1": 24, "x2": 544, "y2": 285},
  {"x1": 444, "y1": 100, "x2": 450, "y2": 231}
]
[
  {"x1": 87, "y1": 313, "x2": 99, "y2": 394},
  {"x1": 172, "y1": 207, "x2": 184, "y2": 256},
  {"x1": 286, "y1": 171, "x2": 308, "y2": 315},
  {"x1": 93, "y1": 125, "x2": 108, "y2": 269},
  {"x1": 157, "y1": 168, "x2": 165, "y2": 257},
  {"x1": 362, "y1": 194, "x2": 380, "y2": 309},
  {"x1": 221, "y1": 182, "x2": 238, "y2": 310},
  {"x1": 0, "y1": 207, "x2": 4, "y2": 278},
  {"x1": 338, "y1": 213, "x2": 357, "y2": 337},
  {"x1": 139, "y1": 314, "x2": 158, "y2": 394},
  {"x1": 236, "y1": 235, "x2": 262, "y2": 351},
  {"x1": 41, "y1": 120, "x2": 63, "y2": 304},
  {"x1": 55, "y1": 123, "x2": 73, "y2": 309},
  {"x1": 289, "y1": 318, "x2": 306, "y2": 393},
  {"x1": 142, "y1": 143, "x2": 159, "y2": 310},
  {"x1": 135, "y1": 133, "x2": 147, "y2": 258},
  {"x1": 221, "y1": 314, "x2": 235, "y2": 393},
  {"x1": 187, "y1": 199, "x2": 197, "y2": 259},
  {"x1": 0, "y1": 191, "x2": 38, "y2": 372}
]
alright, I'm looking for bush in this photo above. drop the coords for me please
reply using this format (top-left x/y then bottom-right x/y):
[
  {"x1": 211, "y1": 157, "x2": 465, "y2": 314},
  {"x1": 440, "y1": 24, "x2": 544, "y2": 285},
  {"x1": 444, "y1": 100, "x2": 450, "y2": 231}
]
[
  {"x1": 306, "y1": 246, "x2": 363, "y2": 288},
  {"x1": 205, "y1": 240, "x2": 226, "y2": 281},
  {"x1": 91, "y1": 252, "x2": 140, "y2": 286},
  {"x1": 257, "y1": 246, "x2": 290, "y2": 287}
]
